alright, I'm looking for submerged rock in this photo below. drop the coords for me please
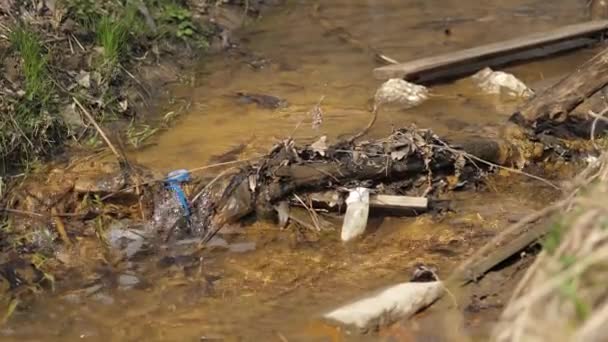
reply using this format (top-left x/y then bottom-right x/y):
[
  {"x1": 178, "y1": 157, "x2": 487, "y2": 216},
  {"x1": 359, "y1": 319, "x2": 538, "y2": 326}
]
[
  {"x1": 228, "y1": 242, "x2": 256, "y2": 253},
  {"x1": 106, "y1": 222, "x2": 147, "y2": 259},
  {"x1": 118, "y1": 274, "x2": 140, "y2": 287},
  {"x1": 234, "y1": 92, "x2": 288, "y2": 109}
]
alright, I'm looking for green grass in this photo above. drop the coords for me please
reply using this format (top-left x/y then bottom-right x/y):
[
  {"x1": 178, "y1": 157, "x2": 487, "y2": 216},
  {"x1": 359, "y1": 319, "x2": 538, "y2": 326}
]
[
  {"x1": 9, "y1": 26, "x2": 52, "y2": 105},
  {"x1": 96, "y1": 15, "x2": 130, "y2": 75},
  {"x1": 2, "y1": 25, "x2": 62, "y2": 169}
]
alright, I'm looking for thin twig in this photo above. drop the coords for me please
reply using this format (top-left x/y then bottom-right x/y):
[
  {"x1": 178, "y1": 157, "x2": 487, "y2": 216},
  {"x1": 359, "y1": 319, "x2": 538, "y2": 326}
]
[
  {"x1": 589, "y1": 108, "x2": 608, "y2": 149},
  {"x1": 293, "y1": 194, "x2": 321, "y2": 231},
  {"x1": 1, "y1": 208, "x2": 45, "y2": 218},
  {"x1": 51, "y1": 207, "x2": 72, "y2": 246},
  {"x1": 191, "y1": 167, "x2": 238, "y2": 204},
  {"x1": 432, "y1": 140, "x2": 561, "y2": 190},
  {"x1": 119, "y1": 64, "x2": 151, "y2": 97},
  {"x1": 71, "y1": 34, "x2": 85, "y2": 52},
  {"x1": 73, "y1": 97, "x2": 123, "y2": 161},
  {"x1": 347, "y1": 104, "x2": 379, "y2": 144},
  {"x1": 100, "y1": 158, "x2": 256, "y2": 201}
]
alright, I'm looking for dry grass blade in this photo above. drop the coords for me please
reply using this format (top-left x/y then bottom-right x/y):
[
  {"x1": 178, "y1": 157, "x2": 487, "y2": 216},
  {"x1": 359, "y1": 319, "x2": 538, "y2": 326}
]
[
  {"x1": 51, "y1": 207, "x2": 72, "y2": 246},
  {"x1": 310, "y1": 95, "x2": 325, "y2": 130},
  {"x1": 491, "y1": 152, "x2": 608, "y2": 342},
  {"x1": 73, "y1": 97, "x2": 122, "y2": 161},
  {"x1": 347, "y1": 104, "x2": 379, "y2": 143},
  {"x1": 293, "y1": 194, "x2": 322, "y2": 231}
]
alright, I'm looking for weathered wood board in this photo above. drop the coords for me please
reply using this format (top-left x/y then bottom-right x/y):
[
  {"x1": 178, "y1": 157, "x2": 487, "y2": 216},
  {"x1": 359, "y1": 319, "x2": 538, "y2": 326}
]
[
  {"x1": 369, "y1": 194, "x2": 428, "y2": 210},
  {"x1": 373, "y1": 20, "x2": 608, "y2": 83}
]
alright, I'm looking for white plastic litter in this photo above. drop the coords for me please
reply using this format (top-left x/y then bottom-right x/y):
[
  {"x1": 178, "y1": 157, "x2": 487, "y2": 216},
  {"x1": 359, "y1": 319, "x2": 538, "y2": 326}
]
[
  {"x1": 341, "y1": 187, "x2": 370, "y2": 242},
  {"x1": 374, "y1": 78, "x2": 429, "y2": 108},
  {"x1": 323, "y1": 281, "x2": 444, "y2": 330},
  {"x1": 471, "y1": 67, "x2": 534, "y2": 97}
]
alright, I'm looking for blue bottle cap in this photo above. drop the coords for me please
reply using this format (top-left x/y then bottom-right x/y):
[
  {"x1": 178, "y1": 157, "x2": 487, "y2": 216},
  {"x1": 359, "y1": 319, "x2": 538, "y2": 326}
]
[{"x1": 166, "y1": 169, "x2": 191, "y2": 183}]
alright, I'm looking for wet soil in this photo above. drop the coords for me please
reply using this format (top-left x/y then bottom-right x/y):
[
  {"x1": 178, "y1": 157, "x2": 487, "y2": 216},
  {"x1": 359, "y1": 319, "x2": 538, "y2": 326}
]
[{"x1": 0, "y1": 0, "x2": 600, "y2": 341}]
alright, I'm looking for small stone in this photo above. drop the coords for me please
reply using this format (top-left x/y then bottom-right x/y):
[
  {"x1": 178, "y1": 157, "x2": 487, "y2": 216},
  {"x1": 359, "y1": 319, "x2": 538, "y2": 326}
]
[
  {"x1": 228, "y1": 242, "x2": 256, "y2": 253},
  {"x1": 92, "y1": 293, "x2": 114, "y2": 305},
  {"x1": 59, "y1": 103, "x2": 85, "y2": 130},
  {"x1": 76, "y1": 71, "x2": 91, "y2": 89},
  {"x1": 118, "y1": 274, "x2": 140, "y2": 287}
]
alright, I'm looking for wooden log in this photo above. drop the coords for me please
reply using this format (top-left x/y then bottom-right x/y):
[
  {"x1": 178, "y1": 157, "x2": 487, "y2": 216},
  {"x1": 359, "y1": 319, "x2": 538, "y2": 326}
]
[
  {"x1": 373, "y1": 20, "x2": 608, "y2": 82},
  {"x1": 513, "y1": 46, "x2": 608, "y2": 126}
]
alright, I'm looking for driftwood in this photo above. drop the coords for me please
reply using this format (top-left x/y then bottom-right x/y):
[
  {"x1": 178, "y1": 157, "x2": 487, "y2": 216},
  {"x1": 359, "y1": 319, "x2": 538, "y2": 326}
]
[
  {"x1": 373, "y1": 20, "x2": 608, "y2": 83},
  {"x1": 513, "y1": 45, "x2": 608, "y2": 126}
]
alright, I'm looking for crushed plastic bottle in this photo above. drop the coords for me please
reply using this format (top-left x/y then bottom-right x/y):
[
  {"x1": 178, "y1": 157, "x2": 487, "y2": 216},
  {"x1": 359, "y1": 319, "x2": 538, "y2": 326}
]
[
  {"x1": 152, "y1": 169, "x2": 192, "y2": 235},
  {"x1": 341, "y1": 187, "x2": 371, "y2": 242}
]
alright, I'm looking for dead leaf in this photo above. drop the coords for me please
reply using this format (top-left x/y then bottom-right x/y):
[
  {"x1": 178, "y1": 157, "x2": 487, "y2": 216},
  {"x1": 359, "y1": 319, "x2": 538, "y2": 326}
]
[
  {"x1": 310, "y1": 136, "x2": 329, "y2": 157},
  {"x1": 76, "y1": 71, "x2": 91, "y2": 89},
  {"x1": 118, "y1": 99, "x2": 128, "y2": 112},
  {"x1": 248, "y1": 174, "x2": 257, "y2": 193},
  {"x1": 309, "y1": 95, "x2": 325, "y2": 130},
  {"x1": 274, "y1": 201, "x2": 290, "y2": 228},
  {"x1": 391, "y1": 150, "x2": 408, "y2": 161}
]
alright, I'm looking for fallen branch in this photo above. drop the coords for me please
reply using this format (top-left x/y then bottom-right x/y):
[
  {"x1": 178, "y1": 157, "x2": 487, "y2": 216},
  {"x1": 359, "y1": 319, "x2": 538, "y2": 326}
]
[{"x1": 513, "y1": 45, "x2": 608, "y2": 127}]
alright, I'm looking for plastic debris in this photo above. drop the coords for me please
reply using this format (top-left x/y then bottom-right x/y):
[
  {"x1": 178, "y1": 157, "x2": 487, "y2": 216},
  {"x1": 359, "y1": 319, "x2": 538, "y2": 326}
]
[
  {"x1": 374, "y1": 78, "x2": 429, "y2": 108},
  {"x1": 341, "y1": 187, "x2": 370, "y2": 242},
  {"x1": 471, "y1": 67, "x2": 533, "y2": 97},
  {"x1": 164, "y1": 169, "x2": 192, "y2": 222},
  {"x1": 323, "y1": 281, "x2": 444, "y2": 330}
]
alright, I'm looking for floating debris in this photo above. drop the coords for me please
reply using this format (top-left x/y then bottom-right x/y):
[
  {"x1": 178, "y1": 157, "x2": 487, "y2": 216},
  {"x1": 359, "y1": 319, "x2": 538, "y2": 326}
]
[
  {"x1": 341, "y1": 187, "x2": 370, "y2": 242},
  {"x1": 323, "y1": 280, "x2": 444, "y2": 330},
  {"x1": 374, "y1": 78, "x2": 429, "y2": 108},
  {"x1": 472, "y1": 67, "x2": 534, "y2": 97}
]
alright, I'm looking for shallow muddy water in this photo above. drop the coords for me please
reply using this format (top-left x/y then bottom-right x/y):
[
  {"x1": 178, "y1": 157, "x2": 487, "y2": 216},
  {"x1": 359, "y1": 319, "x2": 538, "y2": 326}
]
[{"x1": 1, "y1": 0, "x2": 599, "y2": 341}]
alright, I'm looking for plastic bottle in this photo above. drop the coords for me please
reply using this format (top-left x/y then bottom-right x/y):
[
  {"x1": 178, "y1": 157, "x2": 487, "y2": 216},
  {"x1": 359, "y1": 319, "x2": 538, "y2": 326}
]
[{"x1": 341, "y1": 187, "x2": 371, "y2": 242}]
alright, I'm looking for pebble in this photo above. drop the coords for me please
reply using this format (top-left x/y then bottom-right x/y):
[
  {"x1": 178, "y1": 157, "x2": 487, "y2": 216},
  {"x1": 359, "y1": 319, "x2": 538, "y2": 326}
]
[
  {"x1": 118, "y1": 274, "x2": 140, "y2": 287},
  {"x1": 228, "y1": 242, "x2": 256, "y2": 253}
]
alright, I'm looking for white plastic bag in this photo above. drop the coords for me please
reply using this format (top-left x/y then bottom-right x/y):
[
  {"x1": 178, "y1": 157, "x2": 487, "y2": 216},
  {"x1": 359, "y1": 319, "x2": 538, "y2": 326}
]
[
  {"x1": 374, "y1": 78, "x2": 429, "y2": 108},
  {"x1": 472, "y1": 67, "x2": 533, "y2": 97}
]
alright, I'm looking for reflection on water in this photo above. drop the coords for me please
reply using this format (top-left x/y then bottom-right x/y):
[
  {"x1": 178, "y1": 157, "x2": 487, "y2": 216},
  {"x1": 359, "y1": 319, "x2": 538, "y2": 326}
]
[{"x1": 2, "y1": 0, "x2": 594, "y2": 340}]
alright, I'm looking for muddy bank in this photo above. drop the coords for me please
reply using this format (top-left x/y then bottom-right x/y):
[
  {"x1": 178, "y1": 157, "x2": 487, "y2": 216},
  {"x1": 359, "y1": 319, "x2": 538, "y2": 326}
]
[{"x1": 0, "y1": 0, "x2": 280, "y2": 172}]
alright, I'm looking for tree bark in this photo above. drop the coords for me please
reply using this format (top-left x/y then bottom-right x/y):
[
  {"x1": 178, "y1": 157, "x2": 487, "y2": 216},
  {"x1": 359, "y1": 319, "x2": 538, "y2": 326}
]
[{"x1": 512, "y1": 46, "x2": 608, "y2": 126}]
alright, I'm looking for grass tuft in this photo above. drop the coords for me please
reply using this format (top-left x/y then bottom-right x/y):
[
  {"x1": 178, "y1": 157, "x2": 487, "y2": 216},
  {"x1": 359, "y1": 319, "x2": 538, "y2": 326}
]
[
  {"x1": 2, "y1": 25, "x2": 62, "y2": 170},
  {"x1": 96, "y1": 15, "x2": 130, "y2": 76},
  {"x1": 10, "y1": 26, "x2": 52, "y2": 105}
]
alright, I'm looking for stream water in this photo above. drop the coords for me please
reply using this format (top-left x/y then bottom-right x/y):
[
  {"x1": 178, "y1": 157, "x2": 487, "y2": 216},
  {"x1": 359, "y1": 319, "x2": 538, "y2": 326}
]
[{"x1": 1, "y1": 1, "x2": 598, "y2": 341}]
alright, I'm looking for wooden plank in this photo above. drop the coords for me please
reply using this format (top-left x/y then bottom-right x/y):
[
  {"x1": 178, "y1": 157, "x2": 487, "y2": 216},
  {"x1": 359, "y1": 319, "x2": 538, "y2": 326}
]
[
  {"x1": 373, "y1": 20, "x2": 608, "y2": 82},
  {"x1": 369, "y1": 194, "x2": 428, "y2": 210}
]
